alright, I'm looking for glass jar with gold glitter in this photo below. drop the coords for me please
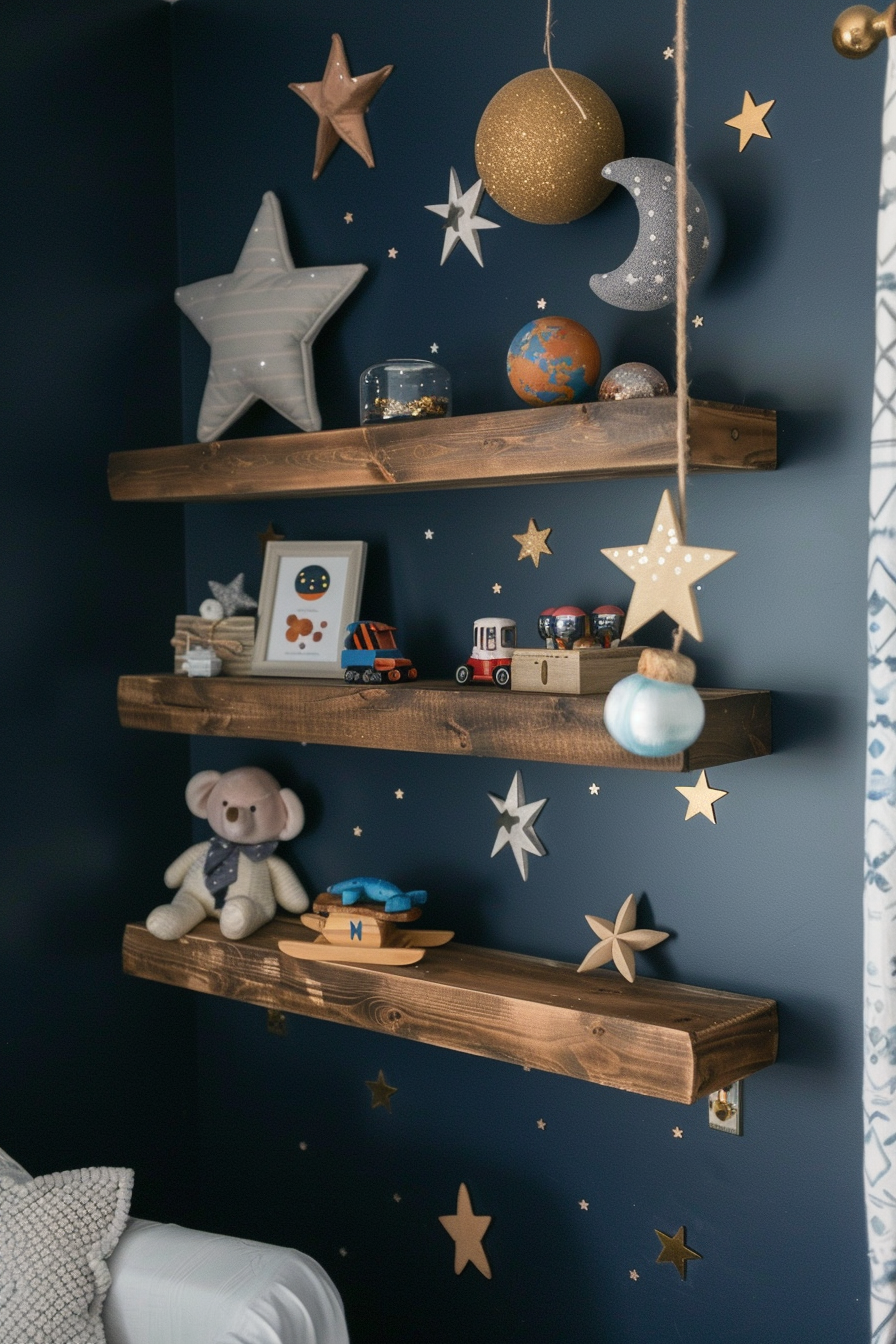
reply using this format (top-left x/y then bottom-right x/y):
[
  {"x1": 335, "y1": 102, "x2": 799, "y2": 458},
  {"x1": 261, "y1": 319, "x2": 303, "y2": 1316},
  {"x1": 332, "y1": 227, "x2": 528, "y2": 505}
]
[{"x1": 360, "y1": 360, "x2": 452, "y2": 425}]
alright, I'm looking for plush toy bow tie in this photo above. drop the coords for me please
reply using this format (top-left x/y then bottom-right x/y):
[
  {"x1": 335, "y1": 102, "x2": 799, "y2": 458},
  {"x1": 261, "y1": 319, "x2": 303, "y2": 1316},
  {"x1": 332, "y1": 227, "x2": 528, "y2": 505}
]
[{"x1": 203, "y1": 837, "x2": 278, "y2": 896}]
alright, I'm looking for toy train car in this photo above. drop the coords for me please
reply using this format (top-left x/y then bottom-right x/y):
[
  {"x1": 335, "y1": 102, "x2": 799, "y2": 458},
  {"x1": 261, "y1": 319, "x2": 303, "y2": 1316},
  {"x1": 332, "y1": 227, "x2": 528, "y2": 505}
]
[{"x1": 341, "y1": 621, "x2": 418, "y2": 684}]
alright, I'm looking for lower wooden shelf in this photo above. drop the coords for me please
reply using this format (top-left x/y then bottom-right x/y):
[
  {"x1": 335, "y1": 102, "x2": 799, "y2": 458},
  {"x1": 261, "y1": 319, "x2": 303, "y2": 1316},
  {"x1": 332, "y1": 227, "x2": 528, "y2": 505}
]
[
  {"x1": 117, "y1": 675, "x2": 771, "y2": 771},
  {"x1": 122, "y1": 918, "x2": 778, "y2": 1104}
]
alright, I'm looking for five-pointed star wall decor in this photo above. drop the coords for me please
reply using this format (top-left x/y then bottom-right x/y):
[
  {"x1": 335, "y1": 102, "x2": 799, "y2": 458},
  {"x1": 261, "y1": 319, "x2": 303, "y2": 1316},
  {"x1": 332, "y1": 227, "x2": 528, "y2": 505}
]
[
  {"x1": 725, "y1": 90, "x2": 775, "y2": 152},
  {"x1": 425, "y1": 169, "x2": 500, "y2": 266},
  {"x1": 289, "y1": 33, "x2": 393, "y2": 179},
  {"x1": 439, "y1": 1183, "x2": 492, "y2": 1278},
  {"x1": 675, "y1": 770, "x2": 728, "y2": 823},
  {"x1": 175, "y1": 193, "x2": 366, "y2": 441},
  {"x1": 488, "y1": 770, "x2": 547, "y2": 881},
  {"x1": 601, "y1": 489, "x2": 735, "y2": 641},
  {"x1": 208, "y1": 573, "x2": 257, "y2": 617},
  {"x1": 365, "y1": 1069, "x2": 397, "y2": 1111},
  {"x1": 257, "y1": 522, "x2": 285, "y2": 554},
  {"x1": 576, "y1": 894, "x2": 669, "y2": 983},
  {"x1": 655, "y1": 1225, "x2": 702, "y2": 1279},
  {"x1": 513, "y1": 518, "x2": 553, "y2": 568}
]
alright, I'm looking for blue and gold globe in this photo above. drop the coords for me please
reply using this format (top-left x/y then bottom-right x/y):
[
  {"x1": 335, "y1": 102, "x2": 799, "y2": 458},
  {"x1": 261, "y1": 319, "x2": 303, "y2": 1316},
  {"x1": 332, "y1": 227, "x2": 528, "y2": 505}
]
[{"x1": 506, "y1": 317, "x2": 601, "y2": 407}]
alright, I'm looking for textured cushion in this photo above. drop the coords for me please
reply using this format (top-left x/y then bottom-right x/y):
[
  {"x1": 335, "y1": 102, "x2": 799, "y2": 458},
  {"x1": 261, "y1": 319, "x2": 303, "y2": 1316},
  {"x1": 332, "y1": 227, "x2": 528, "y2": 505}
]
[{"x1": 0, "y1": 1164, "x2": 133, "y2": 1343}]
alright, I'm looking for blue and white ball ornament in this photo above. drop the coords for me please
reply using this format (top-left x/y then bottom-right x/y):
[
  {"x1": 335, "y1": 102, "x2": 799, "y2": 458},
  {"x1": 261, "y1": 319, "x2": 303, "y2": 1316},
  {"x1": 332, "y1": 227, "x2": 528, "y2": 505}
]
[{"x1": 604, "y1": 648, "x2": 704, "y2": 758}]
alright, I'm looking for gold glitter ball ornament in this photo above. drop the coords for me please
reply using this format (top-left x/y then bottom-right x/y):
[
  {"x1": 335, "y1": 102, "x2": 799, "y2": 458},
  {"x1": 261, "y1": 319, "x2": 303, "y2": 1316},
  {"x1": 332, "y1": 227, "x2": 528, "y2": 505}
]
[{"x1": 474, "y1": 69, "x2": 624, "y2": 225}]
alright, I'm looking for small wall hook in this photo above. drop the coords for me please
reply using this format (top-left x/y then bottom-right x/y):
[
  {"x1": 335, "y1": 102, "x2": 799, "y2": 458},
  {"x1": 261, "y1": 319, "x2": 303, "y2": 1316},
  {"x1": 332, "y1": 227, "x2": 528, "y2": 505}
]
[{"x1": 833, "y1": 4, "x2": 896, "y2": 58}]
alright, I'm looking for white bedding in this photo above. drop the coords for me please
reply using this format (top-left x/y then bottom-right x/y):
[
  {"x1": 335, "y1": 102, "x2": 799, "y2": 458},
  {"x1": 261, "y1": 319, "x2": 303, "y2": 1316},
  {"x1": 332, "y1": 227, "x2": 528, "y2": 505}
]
[{"x1": 102, "y1": 1219, "x2": 349, "y2": 1344}]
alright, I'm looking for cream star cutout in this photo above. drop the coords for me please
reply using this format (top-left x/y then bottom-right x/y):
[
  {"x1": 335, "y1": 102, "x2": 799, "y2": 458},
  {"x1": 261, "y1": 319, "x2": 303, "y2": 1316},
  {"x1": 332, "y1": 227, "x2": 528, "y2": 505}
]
[
  {"x1": 394, "y1": 788, "x2": 404, "y2": 800},
  {"x1": 344, "y1": 212, "x2": 353, "y2": 223},
  {"x1": 393, "y1": 1193, "x2": 402, "y2": 1202},
  {"x1": 439, "y1": 1184, "x2": 492, "y2": 1278},
  {"x1": 672, "y1": 1127, "x2": 684, "y2": 1138},
  {"x1": 430, "y1": 342, "x2": 439, "y2": 353},
  {"x1": 629, "y1": 1269, "x2": 640, "y2": 1280},
  {"x1": 424, "y1": 529, "x2": 434, "y2": 540},
  {"x1": 299, "y1": 1141, "x2": 308, "y2": 1151},
  {"x1": 513, "y1": 518, "x2": 553, "y2": 568},
  {"x1": 576, "y1": 894, "x2": 669, "y2": 983},
  {"x1": 691, "y1": 314, "x2": 704, "y2": 328},
  {"x1": 675, "y1": 769, "x2": 728, "y2": 822},
  {"x1": 589, "y1": 783, "x2": 600, "y2": 796},
  {"x1": 725, "y1": 90, "x2": 775, "y2": 152},
  {"x1": 387, "y1": 247, "x2": 398, "y2": 258},
  {"x1": 537, "y1": 297, "x2": 547, "y2": 309},
  {"x1": 537, "y1": 1118, "x2": 547, "y2": 1131},
  {"x1": 289, "y1": 34, "x2": 393, "y2": 179},
  {"x1": 601, "y1": 489, "x2": 735, "y2": 641},
  {"x1": 579, "y1": 1200, "x2": 589, "y2": 1211},
  {"x1": 339, "y1": 1247, "x2": 348, "y2": 1258},
  {"x1": 353, "y1": 825, "x2": 362, "y2": 837},
  {"x1": 488, "y1": 770, "x2": 547, "y2": 881},
  {"x1": 208, "y1": 573, "x2": 258, "y2": 617},
  {"x1": 663, "y1": 46, "x2": 675, "y2": 59},
  {"x1": 492, "y1": 582, "x2": 502, "y2": 594},
  {"x1": 425, "y1": 169, "x2": 500, "y2": 267}
]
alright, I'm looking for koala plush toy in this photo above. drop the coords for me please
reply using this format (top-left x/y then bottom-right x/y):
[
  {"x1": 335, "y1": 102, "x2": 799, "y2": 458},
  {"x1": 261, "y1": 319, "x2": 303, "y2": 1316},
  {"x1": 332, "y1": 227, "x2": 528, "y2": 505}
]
[{"x1": 146, "y1": 766, "x2": 309, "y2": 941}]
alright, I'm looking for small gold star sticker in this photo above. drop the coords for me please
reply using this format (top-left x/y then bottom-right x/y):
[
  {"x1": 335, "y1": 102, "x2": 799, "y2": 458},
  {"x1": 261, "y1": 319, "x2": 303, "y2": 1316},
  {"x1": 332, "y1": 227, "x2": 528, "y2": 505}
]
[
  {"x1": 629, "y1": 1269, "x2": 640, "y2": 1280},
  {"x1": 577, "y1": 894, "x2": 669, "y2": 983},
  {"x1": 492, "y1": 582, "x2": 502, "y2": 594},
  {"x1": 353, "y1": 825, "x2": 362, "y2": 836},
  {"x1": 675, "y1": 769, "x2": 728, "y2": 822},
  {"x1": 513, "y1": 518, "x2": 553, "y2": 568},
  {"x1": 344, "y1": 212, "x2": 354, "y2": 223},
  {"x1": 691, "y1": 314, "x2": 704, "y2": 328},
  {"x1": 589, "y1": 783, "x2": 600, "y2": 796},
  {"x1": 537, "y1": 297, "x2": 547, "y2": 309},
  {"x1": 655, "y1": 1226, "x2": 701, "y2": 1279},
  {"x1": 725, "y1": 90, "x2": 775, "y2": 152},
  {"x1": 579, "y1": 1199, "x2": 589, "y2": 1211},
  {"x1": 394, "y1": 788, "x2": 404, "y2": 799},
  {"x1": 537, "y1": 1118, "x2": 547, "y2": 1131},
  {"x1": 439, "y1": 1183, "x2": 492, "y2": 1278},
  {"x1": 258, "y1": 522, "x2": 285, "y2": 553},
  {"x1": 365, "y1": 1069, "x2": 397, "y2": 1111},
  {"x1": 672, "y1": 1127, "x2": 684, "y2": 1138},
  {"x1": 663, "y1": 46, "x2": 674, "y2": 59},
  {"x1": 388, "y1": 247, "x2": 398, "y2": 258}
]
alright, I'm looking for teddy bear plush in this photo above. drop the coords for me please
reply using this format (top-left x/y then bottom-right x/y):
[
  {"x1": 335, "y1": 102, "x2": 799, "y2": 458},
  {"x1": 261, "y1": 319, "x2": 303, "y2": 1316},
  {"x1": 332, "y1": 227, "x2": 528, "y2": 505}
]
[{"x1": 146, "y1": 766, "x2": 309, "y2": 941}]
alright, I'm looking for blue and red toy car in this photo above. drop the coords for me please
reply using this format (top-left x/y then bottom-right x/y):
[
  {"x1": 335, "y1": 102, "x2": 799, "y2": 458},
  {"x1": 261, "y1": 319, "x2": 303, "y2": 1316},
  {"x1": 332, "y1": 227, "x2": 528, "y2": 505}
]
[{"x1": 342, "y1": 621, "x2": 418, "y2": 684}]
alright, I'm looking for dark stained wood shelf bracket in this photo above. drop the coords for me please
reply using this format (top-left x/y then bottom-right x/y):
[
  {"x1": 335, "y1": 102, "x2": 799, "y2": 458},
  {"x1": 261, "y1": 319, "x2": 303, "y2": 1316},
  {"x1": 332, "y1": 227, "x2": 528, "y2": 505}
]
[{"x1": 122, "y1": 919, "x2": 778, "y2": 1104}]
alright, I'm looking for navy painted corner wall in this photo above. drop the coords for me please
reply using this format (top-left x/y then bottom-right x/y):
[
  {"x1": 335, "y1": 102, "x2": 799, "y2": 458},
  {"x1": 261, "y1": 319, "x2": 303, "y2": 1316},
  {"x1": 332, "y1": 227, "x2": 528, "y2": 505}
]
[
  {"x1": 170, "y1": 0, "x2": 868, "y2": 1339},
  {"x1": 0, "y1": 1, "x2": 197, "y2": 1218}
]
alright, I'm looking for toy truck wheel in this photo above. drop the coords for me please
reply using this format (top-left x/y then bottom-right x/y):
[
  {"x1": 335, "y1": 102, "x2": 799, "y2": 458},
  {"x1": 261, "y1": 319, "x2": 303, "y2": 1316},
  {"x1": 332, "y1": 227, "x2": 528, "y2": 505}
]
[
  {"x1": 344, "y1": 669, "x2": 360, "y2": 683},
  {"x1": 362, "y1": 668, "x2": 383, "y2": 684},
  {"x1": 388, "y1": 669, "x2": 401, "y2": 682},
  {"x1": 455, "y1": 664, "x2": 472, "y2": 685},
  {"x1": 494, "y1": 666, "x2": 511, "y2": 688},
  {"x1": 408, "y1": 667, "x2": 418, "y2": 680}
]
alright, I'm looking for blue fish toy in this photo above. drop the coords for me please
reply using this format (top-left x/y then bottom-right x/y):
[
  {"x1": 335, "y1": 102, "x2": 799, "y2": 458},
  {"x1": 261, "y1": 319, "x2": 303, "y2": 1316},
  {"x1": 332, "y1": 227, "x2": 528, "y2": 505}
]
[{"x1": 327, "y1": 877, "x2": 428, "y2": 914}]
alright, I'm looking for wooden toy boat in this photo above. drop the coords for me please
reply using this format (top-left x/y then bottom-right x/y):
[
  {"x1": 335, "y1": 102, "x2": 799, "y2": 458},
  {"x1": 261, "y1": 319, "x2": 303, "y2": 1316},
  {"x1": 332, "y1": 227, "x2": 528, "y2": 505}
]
[{"x1": 279, "y1": 891, "x2": 454, "y2": 967}]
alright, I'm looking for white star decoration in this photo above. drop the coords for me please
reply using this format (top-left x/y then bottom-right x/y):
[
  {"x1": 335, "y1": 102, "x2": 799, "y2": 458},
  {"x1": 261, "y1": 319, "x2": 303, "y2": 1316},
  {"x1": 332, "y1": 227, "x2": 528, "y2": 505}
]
[
  {"x1": 537, "y1": 297, "x2": 547, "y2": 309},
  {"x1": 601, "y1": 489, "x2": 735, "y2": 641},
  {"x1": 388, "y1": 247, "x2": 398, "y2": 258},
  {"x1": 430, "y1": 342, "x2": 439, "y2": 353},
  {"x1": 174, "y1": 192, "x2": 366, "y2": 440},
  {"x1": 353, "y1": 826, "x2": 362, "y2": 837},
  {"x1": 492, "y1": 583, "x2": 502, "y2": 594},
  {"x1": 208, "y1": 573, "x2": 257, "y2": 616},
  {"x1": 424, "y1": 529, "x2": 434, "y2": 540},
  {"x1": 425, "y1": 168, "x2": 500, "y2": 267},
  {"x1": 488, "y1": 770, "x2": 547, "y2": 881},
  {"x1": 589, "y1": 783, "x2": 600, "y2": 796}
]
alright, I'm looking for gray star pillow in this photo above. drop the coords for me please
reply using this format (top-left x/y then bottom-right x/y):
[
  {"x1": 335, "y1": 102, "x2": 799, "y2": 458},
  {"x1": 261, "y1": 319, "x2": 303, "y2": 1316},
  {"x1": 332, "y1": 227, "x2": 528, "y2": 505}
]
[
  {"x1": 175, "y1": 191, "x2": 367, "y2": 442},
  {"x1": 0, "y1": 1163, "x2": 133, "y2": 1342}
]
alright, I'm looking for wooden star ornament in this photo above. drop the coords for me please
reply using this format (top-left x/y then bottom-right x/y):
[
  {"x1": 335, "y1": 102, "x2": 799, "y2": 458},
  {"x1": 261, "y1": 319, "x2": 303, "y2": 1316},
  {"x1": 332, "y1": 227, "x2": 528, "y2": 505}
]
[
  {"x1": 655, "y1": 1225, "x2": 702, "y2": 1279},
  {"x1": 258, "y1": 522, "x2": 285, "y2": 554},
  {"x1": 439, "y1": 1183, "x2": 492, "y2": 1278},
  {"x1": 601, "y1": 490, "x2": 735, "y2": 641},
  {"x1": 513, "y1": 518, "x2": 553, "y2": 568},
  {"x1": 725, "y1": 90, "x2": 775, "y2": 152},
  {"x1": 577, "y1": 894, "x2": 669, "y2": 983},
  {"x1": 365, "y1": 1069, "x2": 397, "y2": 1110},
  {"x1": 675, "y1": 770, "x2": 728, "y2": 823},
  {"x1": 289, "y1": 34, "x2": 393, "y2": 179}
]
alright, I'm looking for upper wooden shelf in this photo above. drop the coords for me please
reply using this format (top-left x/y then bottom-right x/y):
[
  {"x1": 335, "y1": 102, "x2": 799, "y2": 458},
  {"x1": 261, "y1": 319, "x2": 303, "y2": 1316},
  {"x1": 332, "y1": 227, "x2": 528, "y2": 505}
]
[
  {"x1": 107, "y1": 398, "x2": 776, "y2": 503},
  {"x1": 122, "y1": 918, "x2": 777, "y2": 1103},
  {"x1": 118, "y1": 674, "x2": 771, "y2": 771}
]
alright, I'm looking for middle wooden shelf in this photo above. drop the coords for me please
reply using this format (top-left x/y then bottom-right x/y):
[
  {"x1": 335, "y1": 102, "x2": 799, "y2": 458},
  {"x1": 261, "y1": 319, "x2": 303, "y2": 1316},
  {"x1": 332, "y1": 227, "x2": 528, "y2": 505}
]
[{"x1": 118, "y1": 674, "x2": 771, "y2": 771}]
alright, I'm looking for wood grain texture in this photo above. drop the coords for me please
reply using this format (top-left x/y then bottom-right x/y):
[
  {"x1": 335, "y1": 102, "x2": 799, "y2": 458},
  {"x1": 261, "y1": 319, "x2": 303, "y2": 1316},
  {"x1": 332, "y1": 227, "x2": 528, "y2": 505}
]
[
  {"x1": 122, "y1": 919, "x2": 778, "y2": 1103},
  {"x1": 108, "y1": 398, "x2": 776, "y2": 504},
  {"x1": 117, "y1": 674, "x2": 772, "y2": 771}
]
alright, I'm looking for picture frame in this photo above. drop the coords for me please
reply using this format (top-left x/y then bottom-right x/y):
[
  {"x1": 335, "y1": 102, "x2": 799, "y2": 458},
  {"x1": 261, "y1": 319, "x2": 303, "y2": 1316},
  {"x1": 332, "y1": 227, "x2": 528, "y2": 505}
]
[{"x1": 251, "y1": 540, "x2": 367, "y2": 678}]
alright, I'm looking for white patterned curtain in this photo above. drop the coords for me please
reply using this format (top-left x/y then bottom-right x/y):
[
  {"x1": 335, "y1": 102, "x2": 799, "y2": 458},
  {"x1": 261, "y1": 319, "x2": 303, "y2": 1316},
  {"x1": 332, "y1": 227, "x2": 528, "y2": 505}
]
[{"x1": 867, "y1": 37, "x2": 896, "y2": 1344}]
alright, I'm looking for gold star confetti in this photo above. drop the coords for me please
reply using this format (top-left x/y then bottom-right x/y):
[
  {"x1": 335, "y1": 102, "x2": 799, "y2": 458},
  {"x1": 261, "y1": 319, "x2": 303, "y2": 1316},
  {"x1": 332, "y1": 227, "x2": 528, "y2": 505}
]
[
  {"x1": 513, "y1": 518, "x2": 553, "y2": 568},
  {"x1": 365, "y1": 1069, "x2": 397, "y2": 1111},
  {"x1": 394, "y1": 788, "x2": 404, "y2": 800},
  {"x1": 439, "y1": 1184, "x2": 492, "y2": 1278},
  {"x1": 257, "y1": 522, "x2": 285, "y2": 553},
  {"x1": 691, "y1": 314, "x2": 704, "y2": 328},
  {"x1": 577, "y1": 894, "x2": 669, "y2": 984},
  {"x1": 601, "y1": 489, "x2": 735, "y2": 641},
  {"x1": 388, "y1": 247, "x2": 398, "y2": 258},
  {"x1": 537, "y1": 297, "x2": 547, "y2": 309},
  {"x1": 492, "y1": 582, "x2": 502, "y2": 593},
  {"x1": 579, "y1": 1199, "x2": 589, "y2": 1211},
  {"x1": 344, "y1": 212, "x2": 354, "y2": 223},
  {"x1": 353, "y1": 825, "x2": 362, "y2": 837},
  {"x1": 725, "y1": 90, "x2": 775, "y2": 152},
  {"x1": 675, "y1": 769, "x2": 728, "y2": 823},
  {"x1": 655, "y1": 1226, "x2": 701, "y2": 1279},
  {"x1": 663, "y1": 46, "x2": 674, "y2": 59},
  {"x1": 289, "y1": 34, "x2": 393, "y2": 179},
  {"x1": 629, "y1": 1269, "x2": 640, "y2": 1280},
  {"x1": 672, "y1": 1127, "x2": 683, "y2": 1138},
  {"x1": 589, "y1": 783, "x2": 600, "y2": 796},
  {"x1": 424, "y1": 529, "x2": 434, "y2": 540},
  {"x1": 537, "y1": 1118, "x2": 547, "y2": 1131}
]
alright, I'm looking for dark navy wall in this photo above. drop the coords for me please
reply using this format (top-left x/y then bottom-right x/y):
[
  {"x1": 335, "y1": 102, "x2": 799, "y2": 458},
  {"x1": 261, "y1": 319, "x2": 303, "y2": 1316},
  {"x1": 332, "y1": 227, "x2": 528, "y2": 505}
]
[
  {"x1": 170, "y1": 1, "x2": 873, "y2": 1338},
  {"x1": 0, "y1": 1, "x2": 198, "y2": 1218}
]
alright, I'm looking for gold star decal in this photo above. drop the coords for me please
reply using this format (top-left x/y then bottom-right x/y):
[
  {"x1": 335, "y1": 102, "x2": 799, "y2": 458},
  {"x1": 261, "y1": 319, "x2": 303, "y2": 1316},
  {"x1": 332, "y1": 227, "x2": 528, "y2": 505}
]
[
  {"x1": 589, "y1": 783, "x2": 600, "y2": 796},
  {"x1": 344, "y1": 212, "x2": 354, "y2": 223},
  {"x1": 655, "y1": 1226, "x2": 701, "y2": 1279},
  {"x1": 577, "y1": 894, "x2": 669, "y2": 983},
  {"x1": 387, "y1": 247, "x2": 398, "y2": 259},
  {"x1": 601, "y1": 489, "x2": 735, "y2": 641},
  {"x1": 725, "y1": 90, "x2": 775, "y2": 152},
  {"x1": 353, "y1": 825, "x2": 362, "y2": 837},
  {"x1": 365, "y1": 1069, "x2": 397, "y2": 1110},
  {"x1": 513, "y1": 518, "x2": 553, "y2": 568},
  {"x1": 629, "y1": 1268, "x2": 640, "y2": 1280},
  {"x1": 439, "y1": 1183, "x2": 492, "y2": 1278},
  {"x1": 289, "y1": 34, "x2": 393, "y2": 179},
  {"x1": 675, "y1": 769, "x2": 728, "y2": 823},
  {"x1": 691, "y1": 314, "x2": 704, "y2": 328},
  {"x1": 394, "y1": 788, "x2": 404, "y2": 799},
  {"x1": 492, "y1": 582, "x2": 502, "y2": 593},
  {"x1": 258, "y1": 522, "x2": 285, "y2": 553},
  {"x1": 537, "y1": 1118, "x2": 547, "y2": 1131},
  {"x1": 579, "y1": 1199, "x2": 589, "y2": 1211},
  {"x1": 672, "y1": 1127, "x2": 683, "y2": 1138}
]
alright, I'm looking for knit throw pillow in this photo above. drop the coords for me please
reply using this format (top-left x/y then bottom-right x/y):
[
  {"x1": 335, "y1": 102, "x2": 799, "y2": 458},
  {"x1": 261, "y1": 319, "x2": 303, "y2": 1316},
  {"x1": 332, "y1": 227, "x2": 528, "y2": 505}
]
[{"x1": 0, "y1": 1164, "x2": 133, "y2": 1343}]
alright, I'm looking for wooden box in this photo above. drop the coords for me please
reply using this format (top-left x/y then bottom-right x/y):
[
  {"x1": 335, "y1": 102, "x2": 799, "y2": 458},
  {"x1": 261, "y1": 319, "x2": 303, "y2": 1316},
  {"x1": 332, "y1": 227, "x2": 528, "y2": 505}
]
[
  {"x1": 510, "y1": 646, "x2": 645, "y2": 695},
  {"x1": 172, "y1": 616, "x2": 256, "y2": 677}
]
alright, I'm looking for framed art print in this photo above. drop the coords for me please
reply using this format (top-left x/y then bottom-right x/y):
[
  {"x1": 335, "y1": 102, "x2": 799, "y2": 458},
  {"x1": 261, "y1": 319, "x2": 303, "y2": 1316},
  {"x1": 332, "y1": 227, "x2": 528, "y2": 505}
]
[{"x1": 251, "y1": 541, "x2": 367, "y2": 677}]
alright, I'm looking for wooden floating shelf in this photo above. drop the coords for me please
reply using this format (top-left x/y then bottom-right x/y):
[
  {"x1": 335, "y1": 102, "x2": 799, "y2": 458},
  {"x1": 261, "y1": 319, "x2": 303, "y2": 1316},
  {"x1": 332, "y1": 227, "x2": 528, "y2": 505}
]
[
  {"x1": 107, "y1": 398, "x2": 776, "y2": 504},
  {"x1": 117, "y1": 674, "x2": 772, "y2": 771},
  {"x1": 122, "y1": 919, "x2": 777, "y2": 1104}
]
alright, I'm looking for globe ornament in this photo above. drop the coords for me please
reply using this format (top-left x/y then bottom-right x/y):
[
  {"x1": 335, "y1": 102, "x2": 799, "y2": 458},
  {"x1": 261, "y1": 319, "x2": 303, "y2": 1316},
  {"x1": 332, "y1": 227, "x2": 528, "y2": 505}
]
[
  {"x1": 507, "y1": 316, "x2": 601, "y2": 406},
  {"x1": 475, "y1": 69, "x2": 624, "y2": 225},
  {"x1": 603, "y1": 649, "x2": 705, "y2": 758}
]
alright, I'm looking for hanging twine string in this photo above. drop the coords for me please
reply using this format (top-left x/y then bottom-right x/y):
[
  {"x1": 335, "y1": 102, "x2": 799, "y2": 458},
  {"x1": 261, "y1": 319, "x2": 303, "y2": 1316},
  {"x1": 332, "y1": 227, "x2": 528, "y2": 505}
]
[
  {"x1": 672, "y1": 0, "x2": 690, "y2": 654},
  {"x1": 544, "y1": 0, "x2": 587, "y2": 120}
]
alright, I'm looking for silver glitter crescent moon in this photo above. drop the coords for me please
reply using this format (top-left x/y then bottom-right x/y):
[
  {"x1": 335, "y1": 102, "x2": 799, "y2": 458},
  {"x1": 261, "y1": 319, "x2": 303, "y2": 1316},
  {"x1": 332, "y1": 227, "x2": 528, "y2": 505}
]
[{"x1": 589, "y1": 157, "x2": 709, "y2": 312}]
